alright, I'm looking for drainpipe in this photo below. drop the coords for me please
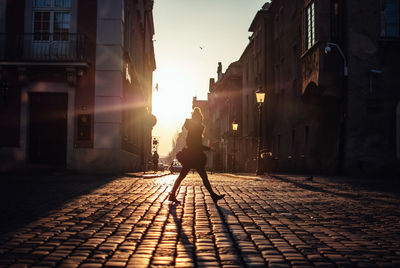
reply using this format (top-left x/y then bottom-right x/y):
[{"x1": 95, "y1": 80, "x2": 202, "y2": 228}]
[{"x1": 337, "y1": 0, "x2": 348, "y2": 175}]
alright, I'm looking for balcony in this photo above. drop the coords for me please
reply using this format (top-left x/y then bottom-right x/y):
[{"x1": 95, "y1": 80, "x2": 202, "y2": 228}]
[
  {"x1": 301, "y1": 42, "x2": 343, "y2": 98},
  {"x1": 0, "y1": 33, "x2": 87, "y2": 66}
]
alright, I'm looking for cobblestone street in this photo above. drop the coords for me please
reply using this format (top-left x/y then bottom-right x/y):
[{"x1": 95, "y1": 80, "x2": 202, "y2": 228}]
[{"x1": 1, "y1": 173, "x2": 400, "y2": 267}]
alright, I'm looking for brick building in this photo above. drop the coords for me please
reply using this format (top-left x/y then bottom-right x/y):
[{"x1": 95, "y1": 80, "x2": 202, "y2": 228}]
[
  {"x1": 239, "y1": 4, "x2": 270, "y2": 173},
  {"x1": 191, "y1": 96, "x2": 213, "y2": 169},
  {"x1": 200, "y1": 0, "x2": 400, "y2": 175},
  {"x1": 0, "y1": 0, "x2": 156, "y2": 173},
  {"x1": 258, "y1": 0, "x2": 400, "y2": 175},
  {"x1": 201, "y1": 62, "x2": 242, "y2": 172}
]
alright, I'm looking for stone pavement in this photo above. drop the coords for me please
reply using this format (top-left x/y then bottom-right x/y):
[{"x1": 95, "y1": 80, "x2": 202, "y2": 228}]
[{"x1": 0, "y1": 173, "x2": 400, "y2": 267}]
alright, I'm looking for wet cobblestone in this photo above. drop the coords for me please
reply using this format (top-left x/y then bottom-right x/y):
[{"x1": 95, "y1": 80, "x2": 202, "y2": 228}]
[{"x1": 0, "y1": 173, "x2": 400, "y2": 267}]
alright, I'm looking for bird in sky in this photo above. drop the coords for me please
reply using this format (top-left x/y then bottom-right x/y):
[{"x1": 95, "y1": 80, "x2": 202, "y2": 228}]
[{"x1": 199, "y1": 46, "x2": 205, "y2": 50}]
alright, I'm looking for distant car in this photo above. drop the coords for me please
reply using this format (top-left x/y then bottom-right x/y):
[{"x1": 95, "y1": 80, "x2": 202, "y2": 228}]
[
  {"x1": 158, "y1": 163, "x2": 165, "y2": 171},
  {"x1": 169, "y1": 160, "x2": 183, "y2": 173}
]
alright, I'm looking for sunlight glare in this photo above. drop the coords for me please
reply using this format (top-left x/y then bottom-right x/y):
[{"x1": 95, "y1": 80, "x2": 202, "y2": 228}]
[{"x1": 152, "y1": 64, "x2": 197, "y2": 156}]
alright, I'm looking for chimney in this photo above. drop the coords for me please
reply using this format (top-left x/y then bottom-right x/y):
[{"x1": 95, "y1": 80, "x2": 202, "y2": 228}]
[
  {"x1": 217, "y1": 62, "x2": 222, "y2": 81},
  {"x1": 209, "y1": 78, "x2": 215, "y2": 92},
  {"x1": 192, "y1": 96, "x2": 197, "y2": 109}
]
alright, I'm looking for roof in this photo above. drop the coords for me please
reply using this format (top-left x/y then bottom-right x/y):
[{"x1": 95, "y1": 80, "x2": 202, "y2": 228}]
[{"x1": 249, "y1": 4, "x2": 270, "y2": 32}]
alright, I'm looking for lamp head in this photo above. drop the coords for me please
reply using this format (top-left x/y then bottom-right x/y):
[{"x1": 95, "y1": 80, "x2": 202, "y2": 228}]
[
  {"x1": 325, "y1": 45, "x2": 332, "y2": 54},
  {"x1": 255, "y1": 88, "x2": 266, "y2": 104},
  {"x1": 232, "y1": 121, "x2": 238, "y2": 131}
]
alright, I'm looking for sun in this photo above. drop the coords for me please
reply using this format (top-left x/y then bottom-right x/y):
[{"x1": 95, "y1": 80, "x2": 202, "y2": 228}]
[
  {"x1": 152, "y1": 65, "x2": 196, "y2": 155},
  {"x1": 152, "y1": 68, "x2": 194, "y2": 124}
]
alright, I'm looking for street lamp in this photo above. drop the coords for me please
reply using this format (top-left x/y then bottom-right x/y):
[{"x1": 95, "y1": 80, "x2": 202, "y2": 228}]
[
  {"x1": 255, "y1": 88, "x2": 266, "y2": 175},
  {"x1": 325, "y1": 41, "x2": 348, "y2": 175},
  {"x1": 232, "y1": 120, "x2": 238, "y2": 173},
  {"x1": 325, "y1": 42, "x2": 348, "y2": 76}
]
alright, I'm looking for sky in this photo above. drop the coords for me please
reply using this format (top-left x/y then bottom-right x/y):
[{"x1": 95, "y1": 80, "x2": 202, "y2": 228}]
[{"x1": 152, "y1": 0, "x2": 268, "y2": 157}]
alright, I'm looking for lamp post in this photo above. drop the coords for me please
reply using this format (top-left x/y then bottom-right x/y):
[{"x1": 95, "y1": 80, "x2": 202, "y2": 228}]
[
  {"x1": 325, "y1": 41, "x2": 348, "y2": 175},
  {"x1": 255, "y1": 88, "x2": 266, "y2": 175},
  {"x1": 232, "y1": 120, "x2": 238, "y2": 173},
  {"x1": 325, "y1": 42, "x2": 348, "y2": 77}
]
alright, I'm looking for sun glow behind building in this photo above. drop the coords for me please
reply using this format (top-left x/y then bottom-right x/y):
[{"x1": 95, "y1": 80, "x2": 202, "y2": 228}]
[{"x1": 152, "y1": 0, "x2": 268, "y2": 156}]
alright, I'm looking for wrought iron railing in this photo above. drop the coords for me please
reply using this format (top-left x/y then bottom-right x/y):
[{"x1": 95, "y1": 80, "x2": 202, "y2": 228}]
[{"x1": 0, "y1": 33, "x2": 86, "y2": 62}]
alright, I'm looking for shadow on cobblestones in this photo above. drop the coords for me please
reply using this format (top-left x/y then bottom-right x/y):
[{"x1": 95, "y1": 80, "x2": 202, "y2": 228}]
[
  {"x1": 0, "y1": 171, "x2": 117, "y2": 237},
  {"x1": 1, "y1": 173, "x2": 399, "y2": 267},
  {"x1": 272, "y1": 175, "x2": 400, "y2": 204},
  {"x1": 169, "y1": 204, "x2": 193, "y2": 262},
  {"x1": 272, "y1": 175, "x2": 362, "y2": 199}
]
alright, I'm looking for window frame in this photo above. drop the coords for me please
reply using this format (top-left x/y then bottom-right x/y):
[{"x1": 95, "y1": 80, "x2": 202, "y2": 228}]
[
  {"x1": 32, "y1": 0, "x2": 71, "y2": 41},
  {"x1": 33, "y1": 11, "x2": 51, "y2": 40},
  {"x1": 381, "y1": 0, "x2": 400, "y2": 38},
  {"x1": 25, "y1": 0, "x2": 77, "y2": 39},
  {"x1": 305, "y1": 0, "x2": 316, "y2": 50}
]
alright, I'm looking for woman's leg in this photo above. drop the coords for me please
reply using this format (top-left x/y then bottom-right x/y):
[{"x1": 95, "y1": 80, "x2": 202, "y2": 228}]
[
  {"x1": 196, "y1": 168, "x2": 224, "y2": 202},
  {"x1": 170, "y1": 166, "x2": 190, "y2": 198},
  {"x1": 196, "y1": 167, "x2": 214, "y2": 195}
]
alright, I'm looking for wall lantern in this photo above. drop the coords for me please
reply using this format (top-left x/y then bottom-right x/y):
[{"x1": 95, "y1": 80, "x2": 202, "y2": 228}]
[
  {"x1": 232, "y1": 121, "x2": 238, "y2": 131},
  {"x1": 255, "y1": 88, "x2": 266, "y2": 104}
]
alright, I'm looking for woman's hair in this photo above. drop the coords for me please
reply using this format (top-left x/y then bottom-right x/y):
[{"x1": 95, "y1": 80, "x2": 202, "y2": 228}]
[{"x1": 192, "y1": 107, "x2": 203, "y2": 122}]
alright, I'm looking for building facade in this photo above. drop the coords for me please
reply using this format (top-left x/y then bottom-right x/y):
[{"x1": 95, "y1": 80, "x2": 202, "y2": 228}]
[
  {"x1": 192, "y1": 96, "x2": 213, "y2": 169},
  {"x1": 239, "y1": 5, "x2": 270, "y2": 173},
  {"x1": 0, "y1": 0, "x2": 156, "y2": 173},
  {"x1": 261, "y1": 0, "x2": 400, "y2": 175},
  {"x1": 262, "y1": 0, "x2": 342, "y2": 174},
  {"x1": 203, "y1": 62, "x2": 242, "y2": 172},
  {"x1": 198, "y1": 0, "x2": 400, "y2": 175}
]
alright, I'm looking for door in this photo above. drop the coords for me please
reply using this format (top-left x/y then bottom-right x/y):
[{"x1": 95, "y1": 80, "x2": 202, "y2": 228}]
[
  {"x1": 29, "y1": 92, "x2": 68, "y2": 165},
  {"x1": 397, "y1": 102, "x2": 400, "y2": 160}
]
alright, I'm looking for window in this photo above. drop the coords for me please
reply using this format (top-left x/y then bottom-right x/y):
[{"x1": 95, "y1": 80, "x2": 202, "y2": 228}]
[
  {"x1": 245, "y1": 95, "x2": 249, "y2": 132},
  {"x1": 272, "y1": 136, "x2": 276, "y2": 157},
  {"x1": 331, "y1": 0, "x2": 341, "y2": 41},
  {"x1": 34, "y1": 11, "x2": 50, "y2": 40},
  {"x1": 304, "y1": 125, "x2": 310, "y2": 145},
  {"x1": 274, "y1": 64, "x2": 280, "y2": 93},
  {"x1": 277, "y1": 135, "x2": 281, "y2": 157},
  {"x1": 381, "y1": 0, "x2": 400, "y2": 37},
  {"x1": 246, "y1": 61, "x2": 249, "y2": 82},
  {"x1": 305, "y1": 1, "x2": 316, "y2": 49},
  {"x1": 274, "y1": 15, "x2": 279, "y2": 40},
  {"x1": 397, "y1": 102, "x2": 400, "y2": 160},
  {"x1": 292, "y1": 44, "x2": 298, "y2": 85},
  {"x1": 291, "y1": 129, "x2": 296, "y2": 157},
  {"x1": 124, "y1": 4, "x2": 136, "y2": 59},
  {"x1": 33, "y1": 0, "x2": 71, "y2": 41}
]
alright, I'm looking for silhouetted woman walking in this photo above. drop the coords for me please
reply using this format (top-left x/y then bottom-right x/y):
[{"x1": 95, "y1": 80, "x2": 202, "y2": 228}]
[{"x1": 169, "y1": 107, "x2": 225, "y2": 203}]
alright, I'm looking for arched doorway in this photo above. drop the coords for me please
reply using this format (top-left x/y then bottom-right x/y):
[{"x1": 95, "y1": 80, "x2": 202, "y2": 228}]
[{"x1": 300, "y1": 82, "x2": 342, "y2": 173}]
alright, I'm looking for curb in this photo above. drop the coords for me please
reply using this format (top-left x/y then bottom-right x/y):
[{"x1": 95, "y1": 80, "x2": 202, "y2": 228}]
[
  {"x1": 219, "y1": 173, "x2": 267, "y2": 180},
  {"x1": 125, "y1": 172, "x2": 171, "y2": 179}
]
